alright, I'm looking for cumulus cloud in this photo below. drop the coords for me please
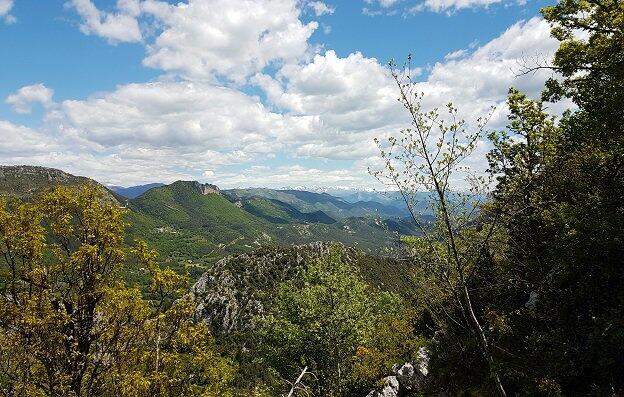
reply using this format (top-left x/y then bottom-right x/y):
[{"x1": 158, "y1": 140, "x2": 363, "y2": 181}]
[
  {"x1": 141, "y1": 0, "x2": 318, "y2": 81},
  {"x1": 6, "y1": 3, "x2": 561, "y2": 187},
  {"x1": 257, "y1": 51, "x2": 405, "y2": 129},
  {"x1": 0, "y1": 120, "x2": 59, "y2": 156},
  {"x1": 6, "y1": 84, "x2": 55, "y2": 114},
  {"x1": 214, "y1": 164, "x2": 369, "y2": 189},
  {"x1": 252, "y1": 50, "x2": 409, "y2": 160},
  {"x1": 66, "y1": 1, "x2": 321, "y2": 81},
  {"x1": 307, "y1": 1, "x2": 335, "y2": 16},
  {"x1": 60, "y1": 81, "x2": 313, "y2": 152},
  {"x1": 417, "y1": 17, "x2": 558, "y2": 124},
  {"x1": 0, "y1": 0, "x2": 15, "y2": 23},
  {"x1": 65, "y1": 0, "x2": 143, "y2": 43},
  {"x1": 257, "y1": 17, "x2": 558, "y2": 165}
]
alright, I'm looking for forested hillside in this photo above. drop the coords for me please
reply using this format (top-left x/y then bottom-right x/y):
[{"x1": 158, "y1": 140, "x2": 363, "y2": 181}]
[
  {"x1": 1, "y1": 0, "x2": 623, "y2": 396},
  {"x1": 0, "y1": 166, "x2": 410, "y2": 285}
]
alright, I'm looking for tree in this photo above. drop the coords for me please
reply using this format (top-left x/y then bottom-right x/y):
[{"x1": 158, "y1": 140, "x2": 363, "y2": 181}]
[
  {"x1": 373, "y1": 60, "x2": 509, "y2": 396},
  {"x1": 0, "y1": 185, "x2": 233, "y2": 396},
  {"x1": 484, "y1": 0, "x2": 624, "y2": 392},
  {"x1": 255, "y1": 247, "x2": 420, "y2": 397},
  {"x1": 540, "y1": 0, "x2": 624, "y2": 137}
]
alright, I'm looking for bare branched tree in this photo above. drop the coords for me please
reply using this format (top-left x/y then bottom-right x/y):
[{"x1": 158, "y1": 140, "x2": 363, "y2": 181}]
[{"x1": 372, "y1": 56, "x2": 507, "y2": 396}]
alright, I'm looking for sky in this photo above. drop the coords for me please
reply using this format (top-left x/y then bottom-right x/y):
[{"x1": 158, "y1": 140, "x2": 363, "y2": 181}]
[{"x1": 0, "y1": 0, "x2": 560, "y2": 188}]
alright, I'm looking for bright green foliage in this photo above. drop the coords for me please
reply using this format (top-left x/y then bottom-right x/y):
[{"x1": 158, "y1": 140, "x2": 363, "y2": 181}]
[
  {"x1": 255, "y1": 247, "x2": 420, "y2": 397},
  {"x1": 449, "y1": 2, "x2": 624, "y2": 392},
  {"x1": 127, "y1": 181, "x2": 409, "y2": 283},
  {"x1": 487, "y1": 88, "x2": 559, "y2": 201},
  {"x1": 241, "y1": 197, "x2": 335, "y2": 224},
  {"x1": 0, "y1": 185, "x2": 233, "y2": 396},
  {"x1": 542, "y1": 0, "x2": 624, "y2": 127}
]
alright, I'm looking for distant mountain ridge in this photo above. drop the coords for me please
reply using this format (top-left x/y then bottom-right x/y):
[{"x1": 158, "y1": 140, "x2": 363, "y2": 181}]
[
  {"x1": 224, "y1": 188, "x2": 410, "y2": 219},
  {"x1": 110, "y1": 183, "x2": 416, "y2": 217},
  {"x1": 0, "y1": 165, "x2": 416, "y2": 284},
  {"x1": 109, "y1": 183, "x2": 166, "y2": 199}
]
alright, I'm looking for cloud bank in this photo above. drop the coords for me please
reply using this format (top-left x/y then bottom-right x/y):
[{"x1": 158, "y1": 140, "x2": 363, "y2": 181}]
[{"x1": 1, "y1": 0, "x2": 559, "y2": 188}]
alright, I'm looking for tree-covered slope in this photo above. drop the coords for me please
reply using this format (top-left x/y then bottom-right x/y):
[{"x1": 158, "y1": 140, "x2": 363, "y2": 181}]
[
  {"x1": 109, "y1": 182, "x2": 165, "y2": 198},
  {"x1": 224, "y1": 188, "x2": 409, "y2": 219},
  {"x1": 241, "y1": 197, "x2": 335, "y2": 224},
  {"x1": 0, "y1": 166, "x2": 412, "y2": 284},
  {"x1": 0, "y1": 165, "x2": 116, "y2": 200},
  {"x1": 131, "y1": 181, "x2": 271, "y2": 244},
  {"x1": 190, "y1": 242, "x2": 416, "y2": 336},
  {"x1": 127, "y1": 181, "x2": 406, "y2": 279}
]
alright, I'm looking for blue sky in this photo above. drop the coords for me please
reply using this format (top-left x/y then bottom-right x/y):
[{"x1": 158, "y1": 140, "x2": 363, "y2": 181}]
[{"x1": 0, "y1": 0, "x2": 558, "y2": 187}]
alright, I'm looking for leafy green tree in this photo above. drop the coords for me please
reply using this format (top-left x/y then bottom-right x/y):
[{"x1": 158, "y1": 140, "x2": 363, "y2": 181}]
[
  {"x1": 373, "y1": 60, "x2": 510, "y2": 395},
  {"x1": 482, "y1": 0, "x2": 624, "y2": 394},
  {"x1": 540, "y1": 0, "x2": 624, "y2": 137},
  {"x1": 0, "y1": 185, "x2": 233, "y2": 396},
  {"x1": 256, "y1": 247, "x2": 420, "y2": 397}
]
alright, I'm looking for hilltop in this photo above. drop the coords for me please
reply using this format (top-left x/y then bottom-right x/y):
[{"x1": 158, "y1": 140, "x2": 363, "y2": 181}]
[
  {"x1": 0, "y1": 165, "x2": 97, "y2": 199},
  {"x1": 0, "y1": 165, "x2": 414, "y2": 284}
]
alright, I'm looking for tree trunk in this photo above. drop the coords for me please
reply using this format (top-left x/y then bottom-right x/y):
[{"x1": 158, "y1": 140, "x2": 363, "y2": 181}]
[{"x1": 462, "y1": 285, "x2": 506, "y2": 397}]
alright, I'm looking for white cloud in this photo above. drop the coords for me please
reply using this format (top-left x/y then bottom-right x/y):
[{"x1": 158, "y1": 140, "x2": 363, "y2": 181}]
[
  {"x1": 365, "y1": 0, "x2": 400, "y2": 8},
  {"x1": 408, "y1": 0, "x2": 503, "y2": 14},
  {"x1": 418, "y1": 17, "x2": 558, "y2": 120},
  {"x1": 62, "y1": 82, "x2": 280, "y2": 150},
  {"x1": 214, "y1": 164, "x2": 370, "y2": 189},
  {"x1": 443, "y1": 48, "x2": 468, "y2": 60},
  {"x1": 256, "y1": 50, "x2": 405, "y2": 131},
  {"x1": 6, "y1": 84, "x2": 55, "y2": 114},
  {"x1": 0, "y1": 120, "x2": 59, "y2": 156},
  {"x1": 66, "y1": 0, "x2": 143, "y2": 43},
  {"x1": 253, "y1": 50, "x2": 409, "y2": 160},
  {"x1": 0, "y1": 0, "x2": 15, "y2": 23},
  {"x1": 3, "y1": 9, "x2": 561, "y2": 188},
  {"x1": 307, "y1": 1, "x2": 334, "y2": 16},
  {"x1": 141, "y1": 0, "x2": 318, "y2": 81},
  {"x1": 60, "y1": 81, "x2": 313, "y2": 152},
  {"x1": 66, "y1": 0, "x2": 319, "y2": 81},
  {"x1": 256, "y1": 18, "x2": 558, "y2": 165}
]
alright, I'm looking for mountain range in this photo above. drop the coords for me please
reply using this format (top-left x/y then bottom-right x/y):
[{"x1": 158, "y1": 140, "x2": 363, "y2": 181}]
[{"x1": 0, "y1": 165, "x2": 418, "y2": 285}]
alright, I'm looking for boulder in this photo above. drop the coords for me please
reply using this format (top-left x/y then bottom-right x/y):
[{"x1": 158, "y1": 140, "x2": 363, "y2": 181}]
[
  {"x1": 391, "y1": 347, "x2": 429, "y2": 391},
  {"x1": 366, "y1": 347, "x2": 430, "y2": 396},
  {"x1": 366, "y1": 376, "x2": 400, "y2": 397}
]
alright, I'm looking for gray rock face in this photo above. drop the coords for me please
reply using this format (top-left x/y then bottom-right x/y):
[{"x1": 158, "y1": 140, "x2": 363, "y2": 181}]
[
  {"x1": 415, "y1": 346, "x2": 429, "y2": 377},
  {"x1": 198, "y1": 183, "x2": 220, "y2": 195},
  {"x1": 367, "y1": 347, "x2": 430, "y2": 396},
  {"x1": 189, "y1": 242, "x2": 356, "y2": 335},
  {"x1": 366, "y1": 376, "x2": 400, "y2": 397},
  {"x1": 0, "y1": 165, "x2": 77, "y2": 182},
  {"x1": 393, "y1": 362, "x2": 420, "y2": 391}
]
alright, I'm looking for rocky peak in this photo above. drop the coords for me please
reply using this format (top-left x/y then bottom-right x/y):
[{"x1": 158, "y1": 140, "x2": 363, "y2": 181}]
[
  {"x1": 171, "y1": 180, "x2": 221, "y2": 195},
  {"x1": 0, "y1": 165, "x2": 96, "y2": 199},
  {"x1": 0, "y1": 165, "x2": 77, "y2": 182}
]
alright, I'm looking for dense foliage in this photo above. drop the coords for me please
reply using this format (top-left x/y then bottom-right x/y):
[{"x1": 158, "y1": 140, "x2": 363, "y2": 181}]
[
  {"x1": 1, "y1": 0, "x2": 622, "y2": 395},
  {"x1": 409, "y1": 1, "x2": 624, "y2": 395},
  {"x1": 255, "y1": 248, "x2": 421, "y2": 396},
  {"x1": 0, "y1": 186, "x2": 233, "y2": 397}
]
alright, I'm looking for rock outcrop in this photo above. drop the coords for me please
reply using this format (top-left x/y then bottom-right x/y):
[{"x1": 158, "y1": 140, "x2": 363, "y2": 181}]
[
  {"x1": 189, "y1": 242, "x2": 357, "y2": 335},
  {"x1": 366, "y1": 347, "x2": 430, "y2": 396},
  {"x1": 173, "y1": 180, "x2": 220, "y2": 195},
  {"x1": 366, "y1": 376, "x2": 400, "y2": 397},
  {"x1": 0, "y1": 165, "x2": 112, "y2": 200}
]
